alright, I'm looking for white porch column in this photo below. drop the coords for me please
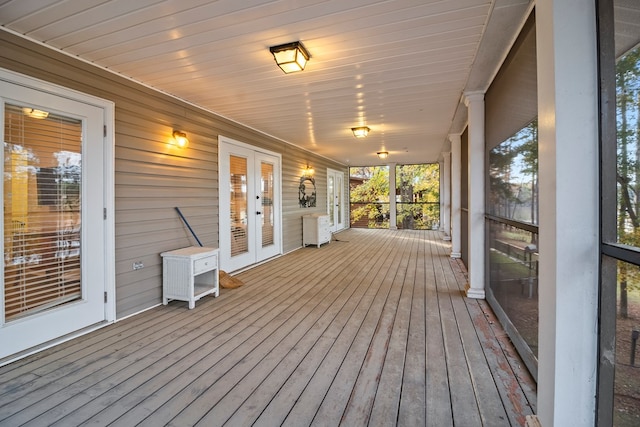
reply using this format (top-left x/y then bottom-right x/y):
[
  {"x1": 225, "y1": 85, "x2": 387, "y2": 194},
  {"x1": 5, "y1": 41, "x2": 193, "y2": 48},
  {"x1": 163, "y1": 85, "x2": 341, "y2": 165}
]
[
  {"x1": 536, "y1": 1, "x2": 599, "y2": 425},
  {"x1": 441, "y1": 152, "x2": 451, "y2": 240},
  {"x1": 439, "y1": 158, "x2": 444, "y2": 233},
  {"x1": 464, "y1": 91, "x2": 485, "y2": 299},
  {"x1": 449, "y1": 134, "x2": 462, "y2": 258},
  {"x1": 388, "y1": 162, "x2": 397, "y2": 230}
]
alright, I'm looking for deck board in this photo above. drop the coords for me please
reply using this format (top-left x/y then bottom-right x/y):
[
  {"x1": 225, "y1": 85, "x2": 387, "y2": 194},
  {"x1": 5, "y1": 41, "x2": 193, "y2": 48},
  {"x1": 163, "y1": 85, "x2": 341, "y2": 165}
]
[
  {"x1": 339, "y1": 232, "x2": 413, "y2": 426},
  {"x1": 310, "y1": 232, "x2": 407, "y2": 426},
  {"x1": 277, "y1": 233, "x2": 398, "y2": 426},
  {"x1": 367, "y1": 233, "x2": 417, "y2": 427},
  {"x1": 0, "y1": 229, "x2": 536, "y2": 426},
  {"x1": 398, "y1": 231, "x2": 427, "y2": 426},
  {"x1": 425, "y1": 235, "x2": 455, "y2": 426},
  {"x1": 99, "y1": 262, "x2": 343, "y2": 426},
  {"x1": 217, "y1": 232, "x2": 380, "y2": 426},
  {"x1": 435, "y1": 236, "x2": 509, "y2": 426}
]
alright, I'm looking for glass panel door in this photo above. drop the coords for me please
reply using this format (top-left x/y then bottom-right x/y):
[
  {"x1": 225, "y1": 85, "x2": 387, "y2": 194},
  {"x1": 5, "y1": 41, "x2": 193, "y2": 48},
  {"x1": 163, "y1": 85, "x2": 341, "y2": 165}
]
[
  {"x1": 219, "y1": 137, "x2": 281, "y2": 272},
  {"x1": 328, "y1": 174, "x2": 335, "y2": 228},
  {"x1": 0, "y1": 74, "x2": 107, "y2": 360},
  {"x1": 336, "y1": 172, "x2": 344, "y2": 229},
  {"x1": 260, "y1": 160, "x2": 274, "y2": 248},
  {"x1": 230, "y1": 155, "x2": 248, "y2": 257},
  {"x1": 255, "y1": 152, "x2": 280, "y2": 261},
  {"x1": 327, "y1": 168, "x2": 345, "y2": 232},
  {"x1": 4, "y1": 104, "x2": 82, "y2": 321}
]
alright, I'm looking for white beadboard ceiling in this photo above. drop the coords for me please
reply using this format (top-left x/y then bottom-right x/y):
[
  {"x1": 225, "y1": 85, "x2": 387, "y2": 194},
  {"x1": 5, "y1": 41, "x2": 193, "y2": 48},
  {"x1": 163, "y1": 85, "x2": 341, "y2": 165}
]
[{"x1": 0, "y1": 0, "x2": 533, "y2": 166}]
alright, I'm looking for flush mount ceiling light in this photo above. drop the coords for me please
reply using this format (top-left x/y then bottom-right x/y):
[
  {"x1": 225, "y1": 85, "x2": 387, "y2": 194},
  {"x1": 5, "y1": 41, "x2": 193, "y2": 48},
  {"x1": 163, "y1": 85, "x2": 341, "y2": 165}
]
[
  {"x1": 351, "y1": 126, "x2": 371, "y2": 138},
  {"x1": 377, "y1": 151, "x2": 389, "y2": 160},
  {"x1": 269, "y1": 41, "x2": 310, "y2": 74},
  {"x1": 172, "y1": 130, "x2": 189, "y2": 148}
]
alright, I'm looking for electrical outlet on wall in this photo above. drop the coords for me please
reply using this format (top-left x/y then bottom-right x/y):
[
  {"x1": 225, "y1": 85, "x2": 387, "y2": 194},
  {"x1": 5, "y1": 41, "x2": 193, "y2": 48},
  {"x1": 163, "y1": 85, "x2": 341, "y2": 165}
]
[{"x1": 133, "y1": 261, "x2": 144, "y2": 270}]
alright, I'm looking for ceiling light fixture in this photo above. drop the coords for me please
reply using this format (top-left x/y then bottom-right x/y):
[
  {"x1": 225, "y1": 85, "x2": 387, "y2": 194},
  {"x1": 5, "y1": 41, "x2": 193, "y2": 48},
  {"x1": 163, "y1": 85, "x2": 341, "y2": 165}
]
[
  {"x1": 172, "y1": 130, "x2": 189, "y2": 148},
  {"x1": 269, "y1": 41, "x2": 310, "y2": 74},
  {"x1": 351, "y1": 126, "x2": 370, "y2": 138},
  {"x1": 377, "y1": 151, "x2": 389, "y2": 160}
]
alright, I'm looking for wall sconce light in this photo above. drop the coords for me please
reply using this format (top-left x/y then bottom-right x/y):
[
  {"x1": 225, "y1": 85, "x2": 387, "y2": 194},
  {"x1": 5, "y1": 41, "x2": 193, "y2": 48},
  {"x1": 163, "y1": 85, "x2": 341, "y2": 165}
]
[
  {"x1": 269, "y1": 41, "x2": 310, "y2": 74},
  {"x1": 303, "y1": 164, "x2": 314, "y2": 177},
  {"x1": 377, "y1": 151, "x2": 389, "y2": 160},
  {"x1": 351, "y1": 126, "x2": 370, "y2": 138},
  {"x1": 172, "y1": 130, "x2": 189, "y2": 148},
  {"x1": 22, "y1": 107, "x2": 49, "y2": 119}
]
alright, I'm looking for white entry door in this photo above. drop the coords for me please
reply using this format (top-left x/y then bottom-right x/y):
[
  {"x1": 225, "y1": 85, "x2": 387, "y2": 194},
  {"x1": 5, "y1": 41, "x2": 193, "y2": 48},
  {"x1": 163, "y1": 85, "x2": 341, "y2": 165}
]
[
  {"x1": 1, "y1": 74, "x2": 110, "y2": 359},
  {"x1": 219, "y1": 137, "x2": 281, "y2": 272},
  {"x1": 327, "y1": 168, "x2": 346, "y2": 233}
]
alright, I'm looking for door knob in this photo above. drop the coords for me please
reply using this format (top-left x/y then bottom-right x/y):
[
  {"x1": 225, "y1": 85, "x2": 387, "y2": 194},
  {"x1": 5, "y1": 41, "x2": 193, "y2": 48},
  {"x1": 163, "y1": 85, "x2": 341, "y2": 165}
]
[{"x1": 257, "y1": 211, "x2": 262, "y2": 215}]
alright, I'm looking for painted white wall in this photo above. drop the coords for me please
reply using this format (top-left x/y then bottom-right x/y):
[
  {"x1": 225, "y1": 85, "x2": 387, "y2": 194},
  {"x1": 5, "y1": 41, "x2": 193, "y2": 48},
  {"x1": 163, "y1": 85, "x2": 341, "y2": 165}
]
[{"x1": 536, "y1": 0, "x2": 600, "y2": 425}]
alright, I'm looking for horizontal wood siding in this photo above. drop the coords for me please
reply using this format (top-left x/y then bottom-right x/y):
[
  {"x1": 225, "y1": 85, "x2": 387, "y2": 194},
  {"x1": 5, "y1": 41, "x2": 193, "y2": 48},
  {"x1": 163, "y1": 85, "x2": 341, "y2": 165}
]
[{"x1": 0, "y1": 30, "x2": 347, "y2": 319}]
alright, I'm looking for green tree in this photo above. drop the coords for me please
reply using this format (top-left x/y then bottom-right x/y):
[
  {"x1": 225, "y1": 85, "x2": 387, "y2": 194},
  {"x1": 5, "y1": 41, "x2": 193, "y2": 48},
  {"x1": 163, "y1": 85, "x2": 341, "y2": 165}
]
[
  {"x1": 489, "y1": 139, "x2": 520, "y2": 218},
  {"x1": 488, "y1": 120, "x2": 537, "y2": 224},
  {"x1": 616, "y1": 47, "x2": 640, "y2": 317},
  {"x1": 350, "y1": 166, "x2": 390, "y2": 228},
  {"x1": 515, "y1": 120, "x2": 538, "y2": 225},
  {"x1": 396, "y1": 164, "x2": 439, "y2": 229},
  {"x1": 349, "y1": 164, "x2": 440, "y2": 229}
]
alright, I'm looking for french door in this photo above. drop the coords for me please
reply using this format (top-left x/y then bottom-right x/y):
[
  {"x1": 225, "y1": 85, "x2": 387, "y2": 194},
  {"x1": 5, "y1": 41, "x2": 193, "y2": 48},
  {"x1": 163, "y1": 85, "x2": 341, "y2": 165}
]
[
  {"x1": 327, "y1": 168, "x2": 346, "y2": 233},
  {"x1": 1, "y1": 73, "x2": 109, "y2": 360},
  {"x1": 219, "y1": 137, "x2": 281, "y2": 272}
]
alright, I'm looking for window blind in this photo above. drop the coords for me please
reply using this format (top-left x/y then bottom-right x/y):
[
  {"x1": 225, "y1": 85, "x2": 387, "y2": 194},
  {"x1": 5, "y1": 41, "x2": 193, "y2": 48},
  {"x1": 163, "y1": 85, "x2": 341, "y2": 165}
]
[
  {"x1": 230, "y1": 155, "x2": 248, "y2": 257},
  {"x1": 4, "y1": 104, "x2": 82, "y2": 321}
]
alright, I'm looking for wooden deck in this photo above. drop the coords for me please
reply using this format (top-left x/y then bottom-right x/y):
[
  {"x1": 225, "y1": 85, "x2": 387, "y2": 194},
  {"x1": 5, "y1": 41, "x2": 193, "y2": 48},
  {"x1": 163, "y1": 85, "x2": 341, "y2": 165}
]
[{"x1": 0, "y1": 229, "x2": 536, "y2": 426}]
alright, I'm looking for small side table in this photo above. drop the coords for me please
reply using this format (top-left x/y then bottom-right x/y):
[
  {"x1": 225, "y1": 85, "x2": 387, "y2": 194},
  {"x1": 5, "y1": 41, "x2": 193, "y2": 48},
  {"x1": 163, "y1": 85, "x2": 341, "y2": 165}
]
[
  {"x1": 302, "y1": 214, "x2": 331, "y2": 247},
  {"x1": 161, "y1": 246, "x2": 219, "y2": 309}
]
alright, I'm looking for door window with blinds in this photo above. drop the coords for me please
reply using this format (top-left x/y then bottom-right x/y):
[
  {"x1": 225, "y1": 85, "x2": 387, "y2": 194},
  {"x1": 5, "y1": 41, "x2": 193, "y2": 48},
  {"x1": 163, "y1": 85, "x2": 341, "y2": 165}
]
[
  {"x1": 0, "y1": 71, "x2": 108, "y2": 361},
  {"x1": 327, "y1": 168, "x2": 346, "y2": 232},
  {"x1": 230, "y1": 155, "x2": 248, "y2": 257},
  {"x1": 4, "y1": 104, "x2": 82, "y2": 321},
  {"x1": 328, "y1": 174, "x2": 335, "y2": 227},
  {"x1": 219, "y1": 136, "x2": 281, "y2": 272},
  {"x1": 260, "y1": 161, "x2": 274, "y2": 248}
]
